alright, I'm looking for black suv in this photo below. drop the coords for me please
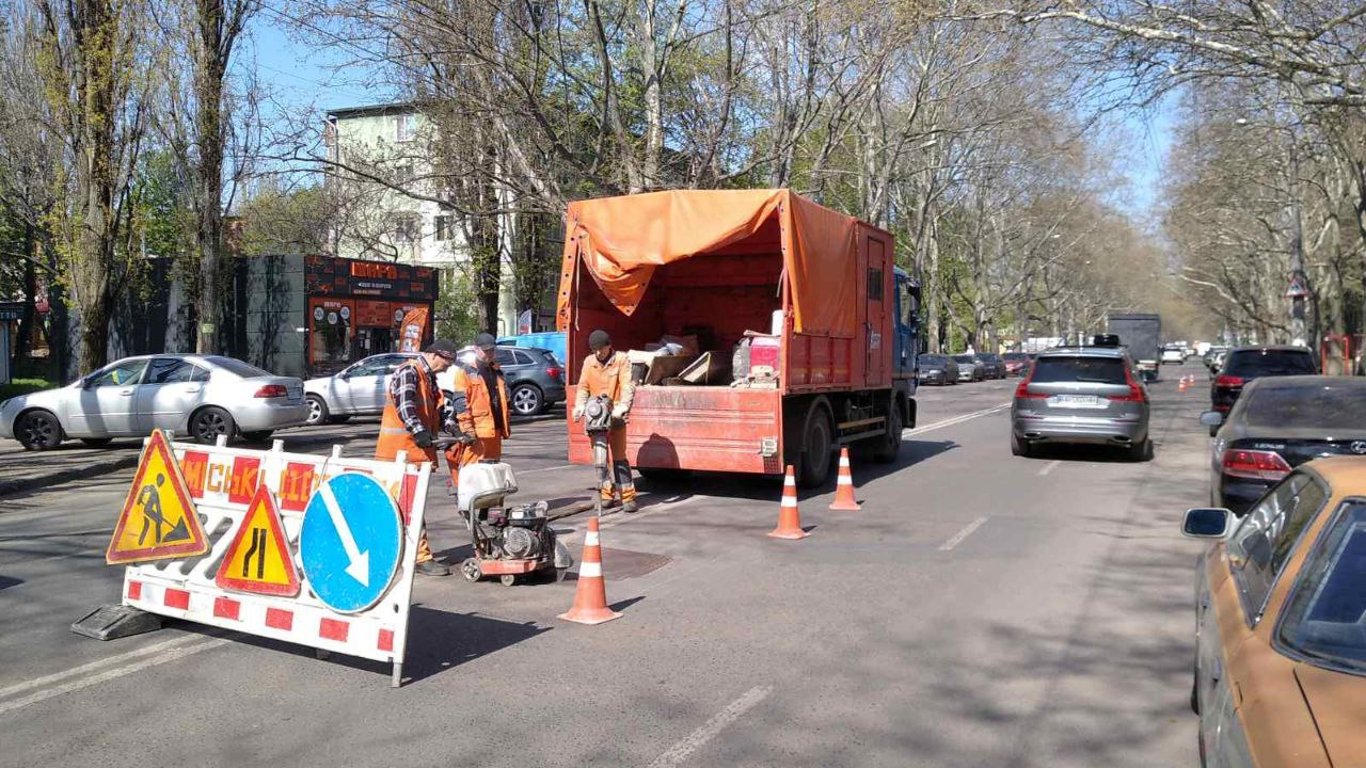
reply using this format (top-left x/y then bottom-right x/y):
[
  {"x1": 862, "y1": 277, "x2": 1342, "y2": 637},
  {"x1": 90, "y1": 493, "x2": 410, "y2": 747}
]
[{"x1": 1209, "y1": 346, "x2": 1317, "y2": 434}]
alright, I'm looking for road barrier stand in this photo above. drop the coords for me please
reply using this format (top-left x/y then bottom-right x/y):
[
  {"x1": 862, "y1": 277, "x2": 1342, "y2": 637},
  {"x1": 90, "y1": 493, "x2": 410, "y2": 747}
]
[
  {"x1": 768, "y1": 466, "x2": 808, "y2": 540},
  {"x1": 829, "y1": 447, "x2": 861, "y2": 511},
  {"x1": 74, "y1": 430, "x2": 431, "y2": 687},
  {"x1": 558, "y1": 515, "x2": 622, "y2": 625}
]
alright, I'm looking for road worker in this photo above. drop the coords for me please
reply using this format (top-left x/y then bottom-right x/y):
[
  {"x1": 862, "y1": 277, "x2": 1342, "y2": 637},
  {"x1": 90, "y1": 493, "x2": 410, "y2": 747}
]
[
  {"x1": 376, "y1": 339, "x2": 459, "y2": 576},
  {"x1": 445, "y1": 333, "x2": 512, "y2": 487},
  {"x1": 571, "y1": 329, "x2": 637, "y2": 513}
]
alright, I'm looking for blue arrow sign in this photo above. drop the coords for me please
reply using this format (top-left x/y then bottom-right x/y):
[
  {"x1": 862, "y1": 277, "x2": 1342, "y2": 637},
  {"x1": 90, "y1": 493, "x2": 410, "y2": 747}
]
[{"x1": 300, "y1": 473, "x2": 403, "y2": 614}]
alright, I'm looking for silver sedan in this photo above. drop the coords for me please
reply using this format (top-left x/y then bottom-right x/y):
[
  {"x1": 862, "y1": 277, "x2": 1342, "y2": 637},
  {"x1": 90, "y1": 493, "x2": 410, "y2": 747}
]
[{"x1": 0, "y1": 355, "x2": 307, "y2": 450}]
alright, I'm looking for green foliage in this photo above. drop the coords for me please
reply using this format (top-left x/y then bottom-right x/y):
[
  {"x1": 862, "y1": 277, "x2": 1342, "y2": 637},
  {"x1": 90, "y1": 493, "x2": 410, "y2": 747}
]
[
  {"x1": 235, "y1": 183, "x2": 335, "y2": 256},
  {"x1": 0, "y1": 377, "x2": 53, "y2": 400},
  {"x1": 434, "y1": 268, "x2": 481, "y2": 345}
]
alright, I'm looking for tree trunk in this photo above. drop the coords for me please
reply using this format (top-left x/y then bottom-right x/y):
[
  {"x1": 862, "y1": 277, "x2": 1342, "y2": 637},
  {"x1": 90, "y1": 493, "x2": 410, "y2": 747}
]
[
  {"x1": 14, "y1": 224, "x2": 37, "y2": 371},
  {"x1": 194, "y1": 0, "x2": 229, "y2": 355}
]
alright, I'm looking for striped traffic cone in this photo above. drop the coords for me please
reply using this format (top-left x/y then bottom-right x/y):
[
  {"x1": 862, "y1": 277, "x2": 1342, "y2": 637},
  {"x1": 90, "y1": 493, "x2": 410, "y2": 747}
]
[
  {"x1": 829, "y1": 447, "x2": 861, "y2": 511},
  {"x1": 768, "y1": 466, "x2": 809, "y2": 540},
  {"x1": 558, "y1": 516, "x2": 622, "y2": 625}
]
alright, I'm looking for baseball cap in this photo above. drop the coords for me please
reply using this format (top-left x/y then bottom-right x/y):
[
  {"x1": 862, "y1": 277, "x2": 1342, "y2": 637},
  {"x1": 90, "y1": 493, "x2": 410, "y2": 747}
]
[
  {"x1": 474, "y1": 332, "x2": 497, "y2": 351},
  {"x1": 424, "y1": 339, "x2": 460, "y2": 359}
]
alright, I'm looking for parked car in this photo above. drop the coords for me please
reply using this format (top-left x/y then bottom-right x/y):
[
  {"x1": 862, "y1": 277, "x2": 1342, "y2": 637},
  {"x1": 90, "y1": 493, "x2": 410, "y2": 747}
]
[
  {"x1": 1204, "y1": 346, "x2": 1229, "y2": 372},
  {"x1": 1183, "y1": 457, "x2": 1366, "y2": 768},
  {"x1": 1161, "y1": 345, "x2": 1186, "y2": 364},
  {"x1": 1202, "y1": 376, "x2": 1366, "y2": 515},
  {"x1": 0, "y1": 355, "x2": 307, "y2": 450},
  {"x1": 1002, "y1": 352, "x2": 1032, "y2": 377},
  {"x1": 951, "y1": 354, "x2": 984, "y2": 382},
  {"x1": 1210, "y1": 346, "x2": 1318, "y2": 434},
  {"x1": 1010, "y1": 345, "x2": 1151, "y2": 460},
  {"x1": 917, "y1": 354, "x2": 959, "y2": 385},
  {"x1": 438, "y1": 345, "x2": 566, "y2": 417},
  {"x1": 976, "y1": 353, "x2": 1007, "y2": 380},
  {"x1": 304, "y1": 353, "x2": 416, "y2": 425}
]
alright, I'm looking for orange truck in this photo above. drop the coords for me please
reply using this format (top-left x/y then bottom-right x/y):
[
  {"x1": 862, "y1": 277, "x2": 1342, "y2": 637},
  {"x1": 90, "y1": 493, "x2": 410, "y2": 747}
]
[{"x1": 556, "y1": 189, "x2": 921, "y2": 487}]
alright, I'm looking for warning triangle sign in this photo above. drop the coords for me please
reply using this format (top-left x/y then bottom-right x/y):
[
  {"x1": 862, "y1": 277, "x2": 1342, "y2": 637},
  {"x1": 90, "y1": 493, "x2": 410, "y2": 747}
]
[
  {"x1": 215, "y1": 485, "x2": 300, "y2": 597},
  {"x1": 107, "y1": 430, "x2": 209, "y2": 564}
]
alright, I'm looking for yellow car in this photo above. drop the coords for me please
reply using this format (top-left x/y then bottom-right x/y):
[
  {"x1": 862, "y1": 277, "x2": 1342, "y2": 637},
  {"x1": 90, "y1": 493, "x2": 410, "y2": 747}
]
[{"x1": 1184, "y1": 457, "x2": 1366, "y2": 767}]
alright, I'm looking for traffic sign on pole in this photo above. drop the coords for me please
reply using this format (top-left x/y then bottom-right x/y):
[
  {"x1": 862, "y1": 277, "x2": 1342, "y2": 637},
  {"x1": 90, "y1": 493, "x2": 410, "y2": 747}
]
[
  {"x1": 1286, "y1": 272, "x2": 1310, "y2": 298},
  {"x1": 106, "y1": 430, "x2": 209, "y2": 564},
  {"x1": 215, "y1": 485, "x2": 300, "y2": 597},
  {"x1": 299, "y1": 473, "x2": 402, "y2": 614}
]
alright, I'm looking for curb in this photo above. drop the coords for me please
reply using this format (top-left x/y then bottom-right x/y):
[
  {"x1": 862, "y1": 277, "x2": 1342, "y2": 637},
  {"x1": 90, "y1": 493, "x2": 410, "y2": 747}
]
[{"x1": 0, "y1": 454, "x2": 141, "y2": 498}]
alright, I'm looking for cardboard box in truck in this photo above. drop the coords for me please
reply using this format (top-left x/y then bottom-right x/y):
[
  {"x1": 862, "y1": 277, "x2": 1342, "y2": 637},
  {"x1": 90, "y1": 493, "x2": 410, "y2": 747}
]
[{"x1": 556, "y1": 189, "x2": 921, "y2": 487}]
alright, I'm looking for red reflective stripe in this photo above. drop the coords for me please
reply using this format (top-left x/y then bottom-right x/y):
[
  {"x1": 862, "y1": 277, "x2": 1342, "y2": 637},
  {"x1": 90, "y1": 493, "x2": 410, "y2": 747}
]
[
  {"x1": 126, "y1": 581, "x2": 142, "y2": 601},
  {"x1": 164, "y1": 589, "x2": 190, "y2": 610},
  {"x1": 378, "y1": 629, "x2": 394, "y2": 652},
  {"x1": 265, "y1": 608, "x2": 294, "y2": 631},
  {"x1": 213, "y1": 597, "x2": 241, "y2": 621},
  {"x1": 320, "y1": 618, "x2": 349, "y2": 642}
]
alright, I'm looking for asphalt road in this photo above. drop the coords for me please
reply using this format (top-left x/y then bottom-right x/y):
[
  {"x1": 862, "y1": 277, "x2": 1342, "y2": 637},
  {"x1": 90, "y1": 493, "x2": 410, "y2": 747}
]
[{"x1": 0, "y1": 368, "x2": 1211, "y2": 767}]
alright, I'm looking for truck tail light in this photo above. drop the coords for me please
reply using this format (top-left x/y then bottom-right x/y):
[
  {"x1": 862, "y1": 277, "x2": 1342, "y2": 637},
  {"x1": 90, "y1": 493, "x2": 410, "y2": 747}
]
[
  {"x1": 1221, "y1": 449, "x2": 1292, "y2": 481},
  {"x1": 254, "y1": 384, "x2": 288, "y2": 398}
]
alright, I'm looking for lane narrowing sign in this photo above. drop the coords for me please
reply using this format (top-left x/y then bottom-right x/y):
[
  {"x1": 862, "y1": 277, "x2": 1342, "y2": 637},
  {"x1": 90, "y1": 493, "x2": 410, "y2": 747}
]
[
  {"x1": 214, "y1": 484, "x2": 300, "y2": 596},
  {"x1": 300, "y1": 473, "x2": 402, "y2": 614}
]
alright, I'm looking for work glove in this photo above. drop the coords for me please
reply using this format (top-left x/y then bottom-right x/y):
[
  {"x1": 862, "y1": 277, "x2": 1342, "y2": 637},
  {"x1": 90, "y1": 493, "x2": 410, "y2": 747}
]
[
  {"x1": 413, "y1": 430, "x2": 436, "y2": 449},
  {"x1": 572, "y1": 404, "x2": 585, "y2": 421},
  {"x1": 611, "y1": 404, "x2": 629, "y2": 423},
  {"x1": 458, "y1": 432, "x2": 477, "y2": 445}
]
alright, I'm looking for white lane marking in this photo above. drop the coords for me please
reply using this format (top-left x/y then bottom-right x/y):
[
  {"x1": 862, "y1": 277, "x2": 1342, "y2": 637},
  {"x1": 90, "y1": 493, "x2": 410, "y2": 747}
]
[
  {"x1": 939, "y1": 517, "x2": 989, "y2": 551},
  {"x1": 0, "y1": 636, "x2": 229, "y2": 716},
  {"x1": 515, "y1": 464, "x2": 575, "y2": 475},
  {"x1": 905, "y1": 403, "x2": 1010, "y2": 436},
  {"x1": 646, "y1": 685, "x2": 774, "y2": 768},
  {"x1": 1038, "y1": 460, "x2": 1062, "y2": 476}
]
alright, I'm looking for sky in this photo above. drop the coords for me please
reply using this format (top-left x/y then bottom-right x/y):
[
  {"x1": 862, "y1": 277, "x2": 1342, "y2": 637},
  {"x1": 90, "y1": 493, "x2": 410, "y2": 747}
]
[{"x1": 244, "y1": 14, "x2": 1177, "y2": 223}]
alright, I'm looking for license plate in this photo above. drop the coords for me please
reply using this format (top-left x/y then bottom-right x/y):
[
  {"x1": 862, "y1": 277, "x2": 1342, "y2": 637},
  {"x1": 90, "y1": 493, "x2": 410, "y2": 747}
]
[{"x1": 1052, "y1": 394, "x2": 1100, "y2": 407}]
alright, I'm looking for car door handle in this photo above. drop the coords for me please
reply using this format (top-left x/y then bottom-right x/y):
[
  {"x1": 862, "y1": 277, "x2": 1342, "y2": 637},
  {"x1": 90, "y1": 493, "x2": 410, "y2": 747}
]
[
  {"x1": 184, "y1": 387, "x2": 203, "y2": 394},
  {"x1": 119, "y1": 390, "x2": 135, "y2": 397}
]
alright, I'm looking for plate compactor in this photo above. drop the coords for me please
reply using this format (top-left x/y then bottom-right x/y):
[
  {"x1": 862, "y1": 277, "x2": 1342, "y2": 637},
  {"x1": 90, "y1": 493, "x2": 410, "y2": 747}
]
[{"x1": 454, "y1": 461, "x2": 574, "y2": 586}]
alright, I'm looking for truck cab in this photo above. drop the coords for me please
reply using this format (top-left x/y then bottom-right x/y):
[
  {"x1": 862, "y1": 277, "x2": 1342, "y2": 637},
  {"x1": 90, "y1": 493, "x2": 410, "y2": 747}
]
[{"x1": 893, "y1": 269, "x2": 921, "y2": 385}]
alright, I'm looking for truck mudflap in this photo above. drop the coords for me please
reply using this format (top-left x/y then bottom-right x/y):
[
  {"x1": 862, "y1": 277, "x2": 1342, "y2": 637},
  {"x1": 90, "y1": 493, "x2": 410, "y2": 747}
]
[{"x1": 567, "y1": 387, "x2": 785, "y2": 475}]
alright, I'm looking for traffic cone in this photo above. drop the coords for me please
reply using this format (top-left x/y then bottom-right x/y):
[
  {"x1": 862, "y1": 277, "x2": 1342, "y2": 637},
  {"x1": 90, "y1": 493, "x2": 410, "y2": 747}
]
[
  {"x1": 768, "y1": 466, "x2": 809, "y2": 540},
  {"x1": 829, "y1": 447, "x2": 861, "y2": 511},
  {"x1": 558, "y1": 516, "x2": 622, "y2": 625},
  {"x1": 1178, "y1": 376, "x2": 1189, "y2": 393}
]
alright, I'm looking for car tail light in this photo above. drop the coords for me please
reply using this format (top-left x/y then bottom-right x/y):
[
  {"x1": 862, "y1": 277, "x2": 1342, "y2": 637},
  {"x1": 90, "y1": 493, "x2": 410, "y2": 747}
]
[
  {"x1": 1109, "y1": 367, "x2": 1148, "y2": 403},
  {"x1": 545, "y1": 366, "x2": 561, "y2": 380},
  {"x1": 254, "y1": 384, "x2": 288, "y2": 398},
  {"x1": 1214, "y1": 374, "x2": 1245, "y2": 389},
  {"x1": 1221, "y1": 449, "x2": 1292, "y2": 481},
  {"x1": 1014, "y1": 378, "x2": 1045, "y2": 400}
]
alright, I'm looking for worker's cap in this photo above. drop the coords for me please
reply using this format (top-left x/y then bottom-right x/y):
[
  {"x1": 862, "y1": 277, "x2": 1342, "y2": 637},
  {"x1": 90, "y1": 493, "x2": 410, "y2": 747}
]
[
  {"x1": 473, "y1": 332, "x2": 497, "y2": 351},
  {"x1": 588, "y1": 330, "x2": 612, "y2": 350},
  {"x1": 424, "y1": 339, "x2": 460, "y2": 360}
]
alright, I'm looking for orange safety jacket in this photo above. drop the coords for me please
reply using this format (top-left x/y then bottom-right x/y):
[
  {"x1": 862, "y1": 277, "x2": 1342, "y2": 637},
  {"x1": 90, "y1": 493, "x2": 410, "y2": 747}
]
[
  {"x1": 450, "y1": 362, "x2": 512, "y2": 439},
  {"x1": 376, "y1": 359, "x2": 444, "y2": 465},
  {"x1": 576, "y1": 351, "x2": 635, "y2": 411}
]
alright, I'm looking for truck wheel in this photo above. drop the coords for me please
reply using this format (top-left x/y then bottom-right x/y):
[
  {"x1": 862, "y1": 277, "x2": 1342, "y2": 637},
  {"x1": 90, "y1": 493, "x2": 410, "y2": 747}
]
[
  {"x1": 869, "y1": 402, "x2": 903, "y2": 464},
  {"x1": 796, "y1": 400, "x2": 834, "y2": 488}
]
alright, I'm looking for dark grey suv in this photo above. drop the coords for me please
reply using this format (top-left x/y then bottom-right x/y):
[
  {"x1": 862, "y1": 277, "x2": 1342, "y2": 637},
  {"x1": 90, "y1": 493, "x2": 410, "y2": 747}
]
[{"x1": 487, "y1": 346, "x2": 566, "y2": 416}]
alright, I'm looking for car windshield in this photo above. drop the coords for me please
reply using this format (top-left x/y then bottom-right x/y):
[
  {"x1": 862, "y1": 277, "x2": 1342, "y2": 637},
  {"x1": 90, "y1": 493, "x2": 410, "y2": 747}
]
[
  {"x1": 952, "y1": 355, "x2": 974, "y2": 364},
  {"x1": 921, "y1": 355, "x2": 946, "y2": 365},
  {"x1": 206, "y1": 356, "x2": 273, "y2": 378},
  {"x1": 1277, "y1": 501, "x2": 1366, "y2": 677},
  {"x1": 1030, "y1": 356, "x2": 1127, "y2": 385},
  {"x1": 1244, "y1": 384, "x2": 1366, "y2": 430},
  {"x1": 1004, "y1": 353, "x2": 1029, "y2": 361},
  {"x1": 1225, "y1": 350, "x2": 1317, "y2": 377}
]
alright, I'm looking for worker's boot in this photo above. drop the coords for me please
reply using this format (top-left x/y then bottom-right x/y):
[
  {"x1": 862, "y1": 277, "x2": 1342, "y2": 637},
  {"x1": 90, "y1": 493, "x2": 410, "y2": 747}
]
[
  {"x1": 599, "y1": 482, "x2": 621, "y2": 511},
  {"x1": 417, "y1": 559, "x2": 451, "y2": 576},
  {"x1": 621, "y1": 486, "x2": 638, "y2": 514}
]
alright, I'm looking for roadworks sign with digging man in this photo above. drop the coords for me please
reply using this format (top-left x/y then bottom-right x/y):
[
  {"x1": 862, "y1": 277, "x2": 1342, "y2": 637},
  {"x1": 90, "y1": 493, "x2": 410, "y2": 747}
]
[{"x1": 106, "y1": 430, "x2": 209, "y2": 564}]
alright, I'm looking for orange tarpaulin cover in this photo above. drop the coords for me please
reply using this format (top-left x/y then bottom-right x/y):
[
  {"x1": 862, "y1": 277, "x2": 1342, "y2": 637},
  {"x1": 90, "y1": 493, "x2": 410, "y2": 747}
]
[{"x1": 555, "y1": 189, "x2": 859, "y2": 336}]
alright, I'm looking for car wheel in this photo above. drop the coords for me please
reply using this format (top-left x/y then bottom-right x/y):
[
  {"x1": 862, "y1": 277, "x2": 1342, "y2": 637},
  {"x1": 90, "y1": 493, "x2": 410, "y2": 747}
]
[
  {"x1": 80, "y1": 437, "x2": 114, "y2": 448},
  {"x1": 1128, "y1": 438, "x2": 1153, "y2": 462},
  {"x1": 190, "y1": 406, "x2": 236, "y2": 444},
  {"x1": 241, "y1": 430, "x2": 274, "y2": 443},
  {"x1": 1011, "y1": 432, "x2": 1031, "y2": 458},
  {"x1": 16, "y1": 410, "x2": 63, "y2": 451},
  {"x1": 511, "y1": 383, "x2": 544, "y2": 417},
  {"x1": 305, "y1": 394, "x2": 329, "y2": 426}
]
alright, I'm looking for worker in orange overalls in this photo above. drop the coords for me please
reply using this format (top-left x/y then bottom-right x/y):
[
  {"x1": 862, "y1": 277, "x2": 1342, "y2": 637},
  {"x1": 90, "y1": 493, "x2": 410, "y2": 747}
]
[
  {"x1": 445, "y1": 333, "x2": 511, "y2": 486},
  {"x1": 376, "y1": 339, "x2": 459, "y2": 576},
  {"x1": 572, "y1": 329, "x2": 637, "y2": 513}
]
